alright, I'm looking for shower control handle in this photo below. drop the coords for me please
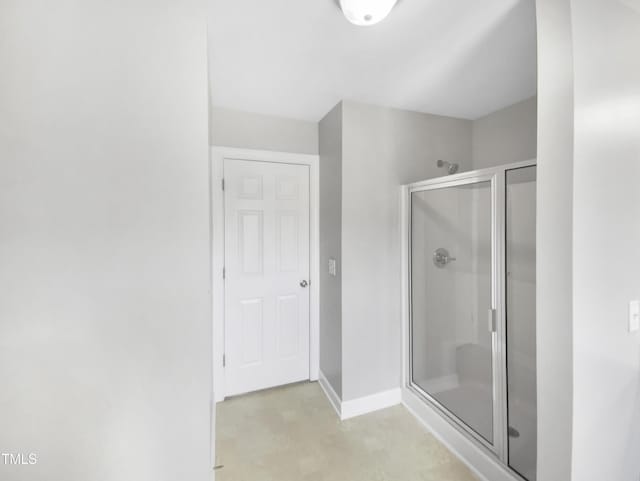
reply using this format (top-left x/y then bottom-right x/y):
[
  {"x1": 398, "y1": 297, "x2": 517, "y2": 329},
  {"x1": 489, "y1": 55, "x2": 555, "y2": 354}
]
[{"x1": 433, "y1": 248, "x2": 456, "y2": 268}]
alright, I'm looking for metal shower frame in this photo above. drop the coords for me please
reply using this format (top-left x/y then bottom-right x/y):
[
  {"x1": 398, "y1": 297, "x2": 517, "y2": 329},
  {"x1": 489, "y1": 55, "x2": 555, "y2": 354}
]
[{"x1": 402, "y1": 158, "x2": 537, "y2": 480}]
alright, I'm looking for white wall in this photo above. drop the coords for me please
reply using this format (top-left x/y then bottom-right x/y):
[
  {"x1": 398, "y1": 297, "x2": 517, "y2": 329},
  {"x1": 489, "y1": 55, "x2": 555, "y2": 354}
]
[
  {"x1": 210, "y1": 106, "x2": 318, "y2": 154},
  {"x1": 318, "y1": 103, "x2": 343, "y2": 397},
  {"x1": 535, "y1": 1, "x2": 575, "y2": 479},
  {"x1": 341, "y1": 101, "x2": 472, "y2": 401},
  {"x1": 471, "y1": 96, "x2": 537, "y2": 169},
  {"x1": 0, "y1": 2, "x2": 211, "y2": 481},
  {"x1": 570, "y1": 1, "x2": 640, "y2": 479}
]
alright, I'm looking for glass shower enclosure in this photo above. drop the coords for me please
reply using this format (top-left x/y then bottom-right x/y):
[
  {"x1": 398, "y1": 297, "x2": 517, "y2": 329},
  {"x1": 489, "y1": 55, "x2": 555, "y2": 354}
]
[{"x1": 406, "y1": 161, "x2": 536, "y2": 481}]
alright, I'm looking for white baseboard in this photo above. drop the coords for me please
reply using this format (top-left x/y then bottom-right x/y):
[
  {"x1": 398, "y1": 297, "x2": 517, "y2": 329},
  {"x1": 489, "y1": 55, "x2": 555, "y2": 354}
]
[
  {"x1": 341, "y1": 387, "x2": 402, "y2": 420},
  {"x1": 318, "y1": 371, "x2": 342, "y2": 418},
  {"x1": 317, "y1": 372, "x2": 402, "y2": 421},
  {"x1": 402, "y1": 387, "x2": 520, "y2": 481}
]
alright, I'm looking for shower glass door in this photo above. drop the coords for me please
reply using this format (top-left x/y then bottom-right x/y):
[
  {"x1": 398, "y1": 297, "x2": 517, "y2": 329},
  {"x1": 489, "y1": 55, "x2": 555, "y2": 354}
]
[
  {"x1": 410, "y1": 176, "x2": 496, "y2": 446},
  {"x1": 505, "y1": 165, "x2": 537, "y2": 480}
]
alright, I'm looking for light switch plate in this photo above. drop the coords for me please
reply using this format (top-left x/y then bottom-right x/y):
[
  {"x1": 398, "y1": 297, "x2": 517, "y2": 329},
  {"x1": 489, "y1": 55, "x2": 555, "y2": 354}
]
[
  {"x1": 328, "y1": 258, "x2": 337, "y2": 277},
  {"x1": 629, "y1": 300, "x2": 640, "y2": 333}
]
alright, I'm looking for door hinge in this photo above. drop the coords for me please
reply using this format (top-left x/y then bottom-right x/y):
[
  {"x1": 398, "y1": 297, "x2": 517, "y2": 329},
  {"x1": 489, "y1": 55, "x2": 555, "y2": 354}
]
[
  {"x1": 221, "y1": 178, "x2": 225, "y2": 191},
  {"x1": 222, "y1": 354, "x2": 226, "y2": 367},
  {"x1": 222, "y1": 267, "x2": 225, "y2": 279}
]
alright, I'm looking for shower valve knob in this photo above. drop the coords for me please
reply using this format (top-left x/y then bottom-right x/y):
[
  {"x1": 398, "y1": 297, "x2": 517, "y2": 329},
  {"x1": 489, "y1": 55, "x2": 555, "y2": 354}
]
[{"x1": 433, "y1": 248, "x2": 456, "y2": 268}]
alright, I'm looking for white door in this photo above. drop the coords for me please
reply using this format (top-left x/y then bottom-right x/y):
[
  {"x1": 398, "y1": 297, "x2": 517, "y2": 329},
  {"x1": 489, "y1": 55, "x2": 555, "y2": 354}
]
[{"x1": 224, "y1": 158, "x2": 310, "y2": 397}]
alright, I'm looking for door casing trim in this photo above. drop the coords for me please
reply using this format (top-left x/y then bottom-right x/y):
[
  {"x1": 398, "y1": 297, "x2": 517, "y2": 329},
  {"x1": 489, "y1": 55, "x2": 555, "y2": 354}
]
[{"x1": 210, "y1": 146, "x2": 320, "y2": 402}]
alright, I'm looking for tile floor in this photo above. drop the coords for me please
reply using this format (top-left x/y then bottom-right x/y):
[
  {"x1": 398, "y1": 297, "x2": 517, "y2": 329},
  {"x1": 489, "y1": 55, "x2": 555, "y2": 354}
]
[{"x1": 215, "y1": 381, "x2": 478, "y2": 481}]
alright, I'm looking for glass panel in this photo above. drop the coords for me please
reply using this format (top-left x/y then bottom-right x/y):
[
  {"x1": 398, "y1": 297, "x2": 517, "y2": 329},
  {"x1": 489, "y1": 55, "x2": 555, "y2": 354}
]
[
  {"x1": 505, "y1": 166, "x2": 537, "y2": 481},
  {"x1": 411, "y1": 180, "x2": 494, "y2": 444}
]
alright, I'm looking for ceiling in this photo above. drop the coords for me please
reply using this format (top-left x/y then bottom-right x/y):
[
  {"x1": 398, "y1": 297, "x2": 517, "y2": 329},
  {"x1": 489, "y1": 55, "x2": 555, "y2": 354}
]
[{"x1": 208, "y1": 0, "x2": 537, "y2": 122}]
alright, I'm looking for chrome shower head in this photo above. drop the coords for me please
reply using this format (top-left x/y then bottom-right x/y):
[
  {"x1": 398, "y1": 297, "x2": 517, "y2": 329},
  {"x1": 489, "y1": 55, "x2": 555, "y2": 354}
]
[{"x1": 436, "y1": 159, "x2": 459, "y2": 175}]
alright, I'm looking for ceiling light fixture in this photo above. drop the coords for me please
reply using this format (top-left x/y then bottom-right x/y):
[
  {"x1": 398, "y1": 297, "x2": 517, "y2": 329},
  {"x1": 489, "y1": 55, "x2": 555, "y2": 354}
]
[{"x1": 340, "y1": 0, "x2": 398, "y2": 26}]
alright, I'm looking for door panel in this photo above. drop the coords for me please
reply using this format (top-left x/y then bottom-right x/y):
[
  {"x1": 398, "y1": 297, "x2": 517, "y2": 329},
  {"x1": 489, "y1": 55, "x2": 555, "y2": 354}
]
[
  {"x1": 277, "y1": 294, "x2": 300, "y2": 359},
  {"x1": 410, "y1": 179, "x2": 495, "y2": 445},
  {"x1": 238, "y1": 211, "x2": 264, "y2": 274},
  {"x1": 224, "y1": 158, "x2": 310, "y2": 397},
  {"x1": 240, "y1": 298, "x2": 263, "y2": 364},
  {"x1": 277, "y1": 212, "x2": 299, "y2": 272}
]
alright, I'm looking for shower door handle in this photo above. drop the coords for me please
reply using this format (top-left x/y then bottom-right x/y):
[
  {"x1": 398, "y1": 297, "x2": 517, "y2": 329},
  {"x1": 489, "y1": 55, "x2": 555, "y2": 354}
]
[{"x1": 488, "y1": 308, "x2": 497, "y2": 333}]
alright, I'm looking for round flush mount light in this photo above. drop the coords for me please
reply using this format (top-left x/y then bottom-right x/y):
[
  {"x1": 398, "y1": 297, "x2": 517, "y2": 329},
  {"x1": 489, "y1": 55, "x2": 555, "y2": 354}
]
[{"x1": 340, "y1": 0, "x2": 398, "y2": 26}]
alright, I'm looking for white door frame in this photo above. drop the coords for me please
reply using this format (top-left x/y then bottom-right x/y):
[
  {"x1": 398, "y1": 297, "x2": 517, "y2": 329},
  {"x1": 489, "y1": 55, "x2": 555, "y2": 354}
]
[{"x1": 210, "y1": 146, "x2": 320, "y2": 402}]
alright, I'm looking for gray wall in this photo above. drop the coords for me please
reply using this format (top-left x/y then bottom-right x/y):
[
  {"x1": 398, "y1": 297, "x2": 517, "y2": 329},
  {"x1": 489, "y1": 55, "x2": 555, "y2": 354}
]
[
  {"x1": 471, "y1": 96, "x2": 537, "y2": 169},
  {"x1": 0, "y1": 2, "x2": 211, "y2": 480},
  {"x1": 210, "y1": 106, "x2": 318, "y2": 154},
  {"x1": 340, "y1": 101, "x2": 472, "y2": 401},
  {"x1": 535, "y1": 0, "x2": 575, "y2": 479},
  {"x1": 318, "y1": 103, "x2": 343, "y2": 397},
  {"x1": 570, "y1": 0, "x2": 640, "y2": 479}
]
